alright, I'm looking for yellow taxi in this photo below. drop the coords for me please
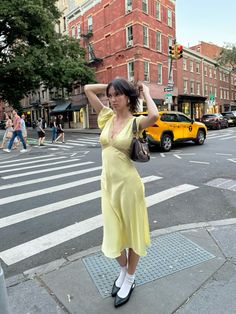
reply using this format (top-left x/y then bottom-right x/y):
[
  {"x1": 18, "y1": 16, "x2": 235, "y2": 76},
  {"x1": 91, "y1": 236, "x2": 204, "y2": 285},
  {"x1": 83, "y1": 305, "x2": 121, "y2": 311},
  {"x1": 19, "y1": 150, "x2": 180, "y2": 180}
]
[{"x1": 134, "y1": 111, "x2": 207, "y2": 152}]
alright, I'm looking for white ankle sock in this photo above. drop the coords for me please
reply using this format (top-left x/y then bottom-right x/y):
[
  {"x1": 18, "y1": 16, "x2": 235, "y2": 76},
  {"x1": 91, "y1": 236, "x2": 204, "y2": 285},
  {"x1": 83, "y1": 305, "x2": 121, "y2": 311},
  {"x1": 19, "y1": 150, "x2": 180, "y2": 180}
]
[
  {"x1": 117, "y1": 273, "x2": 135, "y2": 298},
  {"x1": 115, "y1": 266, "x2": 127, "y2": 288}
]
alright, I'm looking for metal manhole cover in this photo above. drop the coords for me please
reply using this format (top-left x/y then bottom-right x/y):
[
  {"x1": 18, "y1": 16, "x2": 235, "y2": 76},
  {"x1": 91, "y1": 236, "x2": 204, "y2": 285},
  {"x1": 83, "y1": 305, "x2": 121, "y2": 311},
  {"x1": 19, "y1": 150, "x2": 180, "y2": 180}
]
[{"x1": 82, "y1": 232, "x2": 215, "y2": 298}]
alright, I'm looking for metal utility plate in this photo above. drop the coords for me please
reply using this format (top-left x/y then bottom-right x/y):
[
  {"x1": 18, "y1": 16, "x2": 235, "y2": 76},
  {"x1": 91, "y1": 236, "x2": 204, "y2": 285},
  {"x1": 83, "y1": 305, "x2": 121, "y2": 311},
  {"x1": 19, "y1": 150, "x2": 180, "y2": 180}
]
[{"x1": 82, "y1": 232, "x2": 215, "y2": 298}]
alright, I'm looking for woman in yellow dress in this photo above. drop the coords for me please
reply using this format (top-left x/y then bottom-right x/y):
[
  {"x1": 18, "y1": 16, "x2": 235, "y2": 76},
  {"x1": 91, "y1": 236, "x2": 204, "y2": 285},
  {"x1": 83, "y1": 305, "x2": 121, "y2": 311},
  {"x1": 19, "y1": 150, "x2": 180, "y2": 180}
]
[{"x1": 84, "y1": 78, "x2": 158, "y2": 308}]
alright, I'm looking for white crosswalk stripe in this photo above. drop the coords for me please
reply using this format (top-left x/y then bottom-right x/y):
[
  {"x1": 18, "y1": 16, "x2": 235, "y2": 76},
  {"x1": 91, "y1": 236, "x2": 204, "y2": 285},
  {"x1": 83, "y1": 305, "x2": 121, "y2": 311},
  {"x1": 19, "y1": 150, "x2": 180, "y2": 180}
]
[{"x1": 0, "y1": 155, "x2": 199, "y2": 266}]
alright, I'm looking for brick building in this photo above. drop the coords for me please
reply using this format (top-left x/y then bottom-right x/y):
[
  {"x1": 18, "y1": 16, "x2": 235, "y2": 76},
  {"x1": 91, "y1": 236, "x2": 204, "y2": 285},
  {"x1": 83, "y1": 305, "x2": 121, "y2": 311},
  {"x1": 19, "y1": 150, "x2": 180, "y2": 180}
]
[
  {"x1": 190, "y1": 41, "x2": 222, "y2": 60},
  {"x1": 176, "y1": 45, "x2": 236, "y2": 119},
  {"x1": 67, "y1": 0, "x2": 177, "y2": 127}
]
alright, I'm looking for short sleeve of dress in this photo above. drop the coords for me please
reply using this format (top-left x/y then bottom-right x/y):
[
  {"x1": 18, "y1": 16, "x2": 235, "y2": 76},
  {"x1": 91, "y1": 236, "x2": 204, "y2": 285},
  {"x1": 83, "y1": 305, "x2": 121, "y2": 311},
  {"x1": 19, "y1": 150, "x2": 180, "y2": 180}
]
[{"x1": 97, "y1": 107, "x2": 114, "y2": 130}]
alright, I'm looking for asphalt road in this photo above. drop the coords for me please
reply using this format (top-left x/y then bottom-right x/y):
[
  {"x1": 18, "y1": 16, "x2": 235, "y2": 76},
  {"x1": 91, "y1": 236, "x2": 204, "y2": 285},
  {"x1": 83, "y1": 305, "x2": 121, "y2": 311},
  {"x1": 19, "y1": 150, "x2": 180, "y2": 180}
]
[{"x1": 0, "y1": 127, "x2": 236, "y2": 277}]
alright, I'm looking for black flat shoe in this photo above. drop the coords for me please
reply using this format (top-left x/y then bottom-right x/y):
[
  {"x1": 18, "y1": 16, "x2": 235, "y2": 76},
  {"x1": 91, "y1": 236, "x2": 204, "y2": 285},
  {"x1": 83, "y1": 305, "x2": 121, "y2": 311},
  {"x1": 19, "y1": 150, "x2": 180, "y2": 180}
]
[
  {"x1": 111, "y1": 278, "x2": 120, "y2": 297},
  {"x1": 114, "y1": 281, "x2": 136, "y2": 308}
]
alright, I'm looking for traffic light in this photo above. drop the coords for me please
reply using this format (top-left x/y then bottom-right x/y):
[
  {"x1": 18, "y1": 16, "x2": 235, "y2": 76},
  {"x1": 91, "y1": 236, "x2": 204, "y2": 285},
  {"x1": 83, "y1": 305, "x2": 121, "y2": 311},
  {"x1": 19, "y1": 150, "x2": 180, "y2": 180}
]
[
  {"x1": 169, "y1": 45, "x2": 175, "y2": 58},
  {"x1": 177, "y1": 45, "x2": 183, "y2": 59}
]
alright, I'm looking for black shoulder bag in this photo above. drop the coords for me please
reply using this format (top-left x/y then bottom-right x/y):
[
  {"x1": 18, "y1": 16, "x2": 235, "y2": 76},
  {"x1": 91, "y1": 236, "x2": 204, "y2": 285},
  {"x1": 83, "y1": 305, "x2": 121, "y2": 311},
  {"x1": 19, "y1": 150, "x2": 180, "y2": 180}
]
[{"x1": 130, "y1": 118, "x2": 150, "y2": 162}]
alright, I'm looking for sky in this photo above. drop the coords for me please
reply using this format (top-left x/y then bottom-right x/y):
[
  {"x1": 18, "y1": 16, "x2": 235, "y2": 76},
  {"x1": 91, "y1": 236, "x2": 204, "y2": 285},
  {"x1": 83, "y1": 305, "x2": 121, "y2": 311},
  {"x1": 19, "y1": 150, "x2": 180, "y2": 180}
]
[{"x1": 175, "y1": 0, "x2": 236, "y2": 48}]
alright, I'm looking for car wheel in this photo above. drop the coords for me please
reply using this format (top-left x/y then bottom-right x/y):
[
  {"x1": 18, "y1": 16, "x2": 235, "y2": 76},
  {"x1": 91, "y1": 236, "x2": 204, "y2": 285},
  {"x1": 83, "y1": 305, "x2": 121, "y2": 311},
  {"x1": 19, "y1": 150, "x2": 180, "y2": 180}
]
[
  {"x1": 216, "y1": 123, "x2": 221, "y2": 130},
  {"x1": 161, "y1": 133, "x2": 172, "y2": 152},
  {"x1": 195, "y1": 130, "x2": 205, "y2": 145}
]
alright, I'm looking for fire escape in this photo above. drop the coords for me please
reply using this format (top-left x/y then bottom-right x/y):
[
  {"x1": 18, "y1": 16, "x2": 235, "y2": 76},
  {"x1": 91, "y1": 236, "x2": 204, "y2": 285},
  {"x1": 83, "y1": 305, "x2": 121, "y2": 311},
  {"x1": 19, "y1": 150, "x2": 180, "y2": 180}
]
[{"x1": 81, "y1": 28, "x2": 102, "y2": 65}]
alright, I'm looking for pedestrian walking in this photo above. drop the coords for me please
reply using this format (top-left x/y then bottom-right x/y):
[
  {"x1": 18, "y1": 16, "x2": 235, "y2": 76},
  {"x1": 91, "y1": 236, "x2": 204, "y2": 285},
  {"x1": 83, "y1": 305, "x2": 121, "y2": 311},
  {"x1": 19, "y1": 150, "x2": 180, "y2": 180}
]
[
  {"x1": 50, "y1": 116, "x2": 57, "y2": 143},
  {"x1": 3, "y1": 110, "x2": 27, "y2": 153},
  {"x1": 0, "y1": 113, "x2": 12, "y2": 149},
  {"x1": 84, "y1": 78, "x2": 158, "y2": 308},
  {"x1": 36, "y1": 118, "x2": 46, "y2": 146},
  {"x1": 20, "y1": 114, "x2": 27, "y2": 145},
  {"x1": 55, "y1": 115, "x2": 65, "y2": 143}
]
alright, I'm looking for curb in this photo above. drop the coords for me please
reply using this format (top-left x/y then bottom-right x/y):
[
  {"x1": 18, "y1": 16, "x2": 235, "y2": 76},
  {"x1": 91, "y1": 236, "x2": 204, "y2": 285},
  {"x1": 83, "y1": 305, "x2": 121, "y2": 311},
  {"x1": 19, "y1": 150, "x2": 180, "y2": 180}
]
[{"x1": 6, "y1": 217, "x2": 236, "y2": 287}]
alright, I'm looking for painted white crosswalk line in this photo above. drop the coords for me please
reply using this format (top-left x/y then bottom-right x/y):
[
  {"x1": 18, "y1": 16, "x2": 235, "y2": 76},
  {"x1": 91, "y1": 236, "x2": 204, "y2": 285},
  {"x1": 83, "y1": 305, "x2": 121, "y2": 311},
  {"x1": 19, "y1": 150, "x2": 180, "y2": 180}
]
[
  {"x1": 219, "y1": 135, "x2": 236, "y2": 140},
  {"x1": 0, "y1": 176, "x2": 161, "y2": 228},
  {"x1": 0, "y1": 165, "x2": 101, "y2": 190},
  {"x1": 67, "y1": 139, "x2": 99, "y2": 145},
  {"x1": 206, "y1": 133, "x2": 234, "y2": 140},
  {"x1": 0, "y1": 156, "x2": 66, "y2": 169},
  {"x1": 0, "y1": 175, "x2": 160, "y2": 206},
  {"x1": 44, "y1": 143, "x2": 74, "y2": 149},
  {"x1": 0, "y1": 158, "x2": 78, "y2": 174},
  {"x1": 0, "y1": 183, "x2": 197, "y2": 265},
  {"x1": 2, "y1": 161, "x2": 90, "y2": 180},
  {"x1": 0, "y1": 155, "x2": 55, "y2": 165}
]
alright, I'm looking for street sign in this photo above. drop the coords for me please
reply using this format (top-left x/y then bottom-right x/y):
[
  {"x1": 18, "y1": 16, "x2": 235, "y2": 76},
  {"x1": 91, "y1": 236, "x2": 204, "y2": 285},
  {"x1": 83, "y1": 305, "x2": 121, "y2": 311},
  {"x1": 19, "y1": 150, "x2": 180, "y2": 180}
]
[{"x1": 164, "y1": 87, "x2": 173, "y2": 92}]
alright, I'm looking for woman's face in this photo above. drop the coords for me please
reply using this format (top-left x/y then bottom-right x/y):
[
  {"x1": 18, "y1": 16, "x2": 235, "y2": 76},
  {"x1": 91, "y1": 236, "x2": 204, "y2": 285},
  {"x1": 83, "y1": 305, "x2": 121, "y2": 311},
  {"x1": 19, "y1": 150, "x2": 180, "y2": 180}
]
[{"x1": 107, "y1": 86, "x2": 129, "y2": 112}]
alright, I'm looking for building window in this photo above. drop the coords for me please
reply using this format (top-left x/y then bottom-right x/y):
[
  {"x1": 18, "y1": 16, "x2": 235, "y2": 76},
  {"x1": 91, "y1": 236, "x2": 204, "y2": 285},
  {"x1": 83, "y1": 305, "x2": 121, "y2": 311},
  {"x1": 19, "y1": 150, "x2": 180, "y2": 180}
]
[
  {"x1": 128, "y1": 61, "x2": 134, "y2": 80},
  {"x1": 142, "y1": 0, "x2": 148, "y2": 13},
  {"x1": 143, "y1": 25, "x2": 149, "y2": 47},
  {"x1": 214, "y1": 69, "x2": 217, "y2": 79},
  {"x1": 209, "y1": 86, "x2": 213, "y2": 95},
  {"x1": 156, "y1": 1, "x2": 161, "y2": 20},
  {"x1": 220, "y1": 89, "x2": 223, "y2": 99},
  {"x1": 209, "y1": 68, "x2": 212, "y2": 78},
  {"x1": 190, "y1": 81, "x2": 194, "y2": 94},
  {"x1": 183, "y1": 80, "x2": 188, "y2": 94},
  {"x1": 168, "y1": 37, "x2": 172, "y2": 47},
  {"x1": 144, "y1": 61, "x2": 150, "y2": 81},
  {"x1": 197, "y1": 83, "x2": 200, "y2": 95},
  {"x1": 204, "y1": 84, "x2": 208, "y2": 96},
  {"x1": 63, "y1": 17, "x2": 66, "y2": 31},
  {"x1": 71, "y1": 26, "x2": 76, "y2": 38},
  {"x1": 125, "y1": 0, "x2": 132, "y2": 13},
  {"x1": 77, "y1": 24, "x2": 81, "y2": 39},
  {"x1": 204, "y1": 66, "x2": 207, "y2": 76},
  {"x1": 190, "y1": 61, "x2": 194, "y2": 72},
  {"x1": 156, "y1": 31, "x2": 161, "y2": 51},
  {"x1": 88, "y1": 16, "x2": 93, "y2": 32},
  {"x1": 219, "y1": 71, "x2": 222, "y2": 81},
  {"x1": 157, "y1": 63, "x2": 162, "y2": 84},
  {"x1": 126, "y1": 25, "x2": 133, "y2": 47},
  {"x1": 167, "y1": 9, "x2": 172, "y2": 27},
  {"x1": 215, "y1": 87, "x2": 217, "y2": 98},
  {"x1": 196, "y1": 62, "x2": 200, "y2": 73},
  {"x1": 183, "y1": 59, "x2": 187, "y2": 70}
]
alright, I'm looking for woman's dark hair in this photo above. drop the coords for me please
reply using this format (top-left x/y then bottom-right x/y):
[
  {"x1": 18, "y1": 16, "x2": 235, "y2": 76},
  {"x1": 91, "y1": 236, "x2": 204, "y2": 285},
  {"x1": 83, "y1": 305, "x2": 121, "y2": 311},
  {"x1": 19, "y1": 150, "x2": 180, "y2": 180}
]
[{"x1": 106, "y1": 77, "x2": 139, "y2": 113}]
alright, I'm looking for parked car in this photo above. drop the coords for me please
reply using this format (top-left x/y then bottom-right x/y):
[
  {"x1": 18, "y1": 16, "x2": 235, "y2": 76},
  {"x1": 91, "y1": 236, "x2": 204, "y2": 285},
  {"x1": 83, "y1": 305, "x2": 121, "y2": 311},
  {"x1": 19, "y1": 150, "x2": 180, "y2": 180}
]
[
  {"x1": 0, "y1": 120, "x2": 6, "y2": 130},
  {"x1": 134, "y1": 111, "x2": 207, "y2": 152},
  {"x1": 221, "y1": 111, "x2": 236, "y2": 127},
  {"x1": 201, "y1": 113, "x2": 228, "y2": 129}
]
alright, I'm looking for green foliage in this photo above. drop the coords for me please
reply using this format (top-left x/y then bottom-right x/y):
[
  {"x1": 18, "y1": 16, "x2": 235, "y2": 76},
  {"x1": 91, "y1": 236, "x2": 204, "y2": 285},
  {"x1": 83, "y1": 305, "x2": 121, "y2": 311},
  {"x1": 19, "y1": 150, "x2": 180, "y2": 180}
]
[
  {"x1": 0, "y1": 0, "x2": 95, "y2": 107},
  {"x1": 217, "y1": 43, "x2": 236, "y2": 73}
]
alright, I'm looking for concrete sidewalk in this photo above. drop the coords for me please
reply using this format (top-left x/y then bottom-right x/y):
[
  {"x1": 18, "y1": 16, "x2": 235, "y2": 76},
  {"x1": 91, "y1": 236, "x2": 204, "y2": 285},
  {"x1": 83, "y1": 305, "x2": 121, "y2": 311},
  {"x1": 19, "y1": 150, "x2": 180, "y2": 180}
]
[{"x1": 4, "y1": 220, "x2": 236, "y2": 314}]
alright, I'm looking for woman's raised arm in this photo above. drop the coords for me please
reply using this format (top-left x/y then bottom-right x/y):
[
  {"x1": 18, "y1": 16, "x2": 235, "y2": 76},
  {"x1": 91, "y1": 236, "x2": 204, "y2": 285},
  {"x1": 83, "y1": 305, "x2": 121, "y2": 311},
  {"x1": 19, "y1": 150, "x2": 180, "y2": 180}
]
[{"x1": 84, "y1": 84, "x2": 108, "y2": 114}]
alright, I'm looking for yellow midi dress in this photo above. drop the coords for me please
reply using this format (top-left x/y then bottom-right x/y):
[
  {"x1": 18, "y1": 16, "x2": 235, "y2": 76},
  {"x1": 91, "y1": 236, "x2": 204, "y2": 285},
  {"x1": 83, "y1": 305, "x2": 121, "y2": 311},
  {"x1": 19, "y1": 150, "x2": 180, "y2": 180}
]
[{"x1": 98, "y1": 107, "x2": 151, "y2": 259}]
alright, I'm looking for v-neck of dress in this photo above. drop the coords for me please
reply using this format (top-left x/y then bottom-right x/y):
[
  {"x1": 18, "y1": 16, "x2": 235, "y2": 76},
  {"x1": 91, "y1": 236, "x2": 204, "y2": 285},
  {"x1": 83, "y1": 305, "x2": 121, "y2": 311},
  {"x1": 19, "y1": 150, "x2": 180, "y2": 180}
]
[{"x1": 109, "y1": 115, "x2": 134, "y2": 141}]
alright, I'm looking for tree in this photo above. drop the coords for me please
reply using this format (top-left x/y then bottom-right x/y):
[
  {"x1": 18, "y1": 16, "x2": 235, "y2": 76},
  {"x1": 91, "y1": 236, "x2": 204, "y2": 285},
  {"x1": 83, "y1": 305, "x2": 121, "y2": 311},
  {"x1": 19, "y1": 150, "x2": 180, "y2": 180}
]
[
  {"x1": 217, "y1": 43, "x2": 236, "y2": 73},
  {"x1": 0, "y1": 0, "x2": 95, "y2": 106}
]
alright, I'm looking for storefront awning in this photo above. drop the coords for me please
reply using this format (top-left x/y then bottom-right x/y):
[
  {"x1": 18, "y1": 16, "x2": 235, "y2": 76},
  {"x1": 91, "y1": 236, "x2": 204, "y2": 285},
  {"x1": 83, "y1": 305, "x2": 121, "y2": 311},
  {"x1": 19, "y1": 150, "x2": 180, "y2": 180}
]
[
  {"x1": 67, "y1": 103, "x2": 87, "y2": 111},
  {"x1": 51, "y1": 101, "x2": 71, "y2": 113}
]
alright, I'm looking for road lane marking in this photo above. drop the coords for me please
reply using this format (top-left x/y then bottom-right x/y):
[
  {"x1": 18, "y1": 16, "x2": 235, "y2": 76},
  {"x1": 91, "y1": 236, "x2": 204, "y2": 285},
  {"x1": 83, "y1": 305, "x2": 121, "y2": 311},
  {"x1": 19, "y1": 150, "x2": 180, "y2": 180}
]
[
  {"x1": 0, "y1": 156, "x2": 66, "y2": 169},
  {"x1": 1, "y1": 161, "x2": 94, "y2": 179},
  {"x1": 0, "y1": 158, "x2": 78, "y2": 174},
  {"x1": 189, "y1": 161, "x2": 210, "y2": 165},
  {"x1": 0, "y1": 176, "x2": 161, "y2": 228},
  {"x1": 173, "y1": 154, "x2": 182, "y2": 159},
  {"x1": 0, "y1": 155, "x2": 55, "y2": 165},
  {"x1": 0, "y1": 183, "x2": 197, "y2": 265},
  {"x1": 0, "y1": 165, "x2": 99, "y2": 190}
]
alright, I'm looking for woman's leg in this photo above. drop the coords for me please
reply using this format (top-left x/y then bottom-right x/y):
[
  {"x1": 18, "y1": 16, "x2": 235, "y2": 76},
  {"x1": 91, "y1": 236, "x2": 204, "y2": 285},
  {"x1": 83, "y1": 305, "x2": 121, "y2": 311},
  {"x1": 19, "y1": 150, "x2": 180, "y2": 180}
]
[
  {"x1": 113, "y1": 250, "x2": 127, "y2": 289},
  {"x1": 116, "y1": 249, "x2": 139, "y2": 300},
  {"x1": 127, "y1": 248, "x2": 140, "y2": 275},
  {"x1": 116, "y1": 249, "x2": 127, "y2": 267}
]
